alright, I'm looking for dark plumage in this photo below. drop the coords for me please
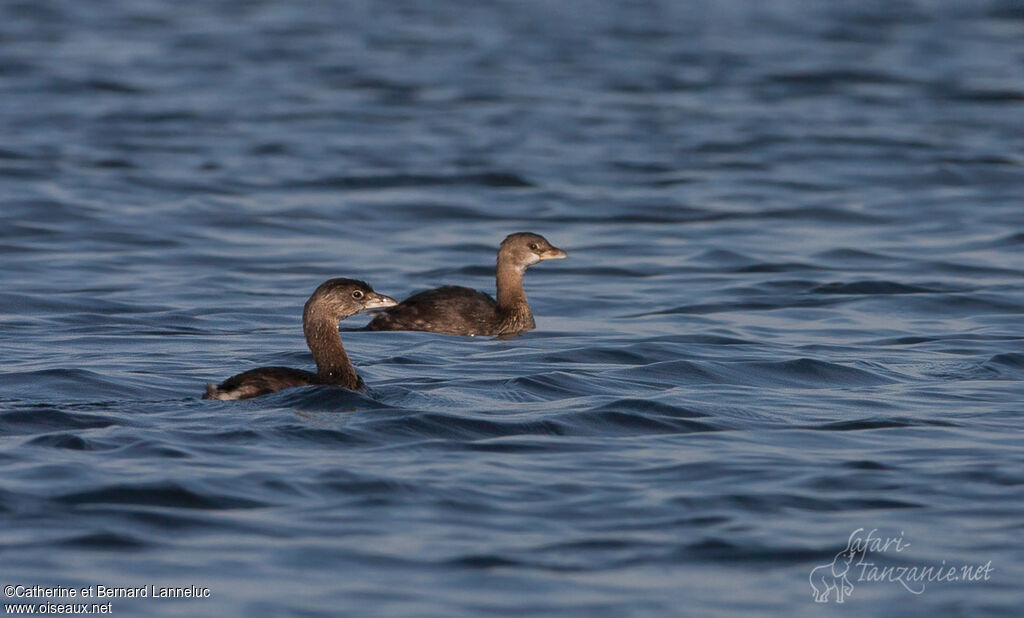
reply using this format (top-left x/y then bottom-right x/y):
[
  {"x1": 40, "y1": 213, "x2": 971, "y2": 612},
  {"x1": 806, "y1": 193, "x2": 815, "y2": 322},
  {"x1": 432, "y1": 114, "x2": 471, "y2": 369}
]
[
  {"x1": 204, "y1": 278, "x2": 396, "y2": 401},
  {"x1": 365, "y1": 232, "x2": 567, "y2": 337}
]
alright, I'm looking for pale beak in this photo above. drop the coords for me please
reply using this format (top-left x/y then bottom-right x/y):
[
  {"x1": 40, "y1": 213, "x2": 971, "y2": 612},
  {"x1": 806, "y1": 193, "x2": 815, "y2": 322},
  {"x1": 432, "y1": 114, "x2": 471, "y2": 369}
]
[
  {"x1": 363, "y1": 292, "x2": 398, "y2": 310},
  {"x1": 540, "y1": 246, "x2": 568, "y2": 260}
]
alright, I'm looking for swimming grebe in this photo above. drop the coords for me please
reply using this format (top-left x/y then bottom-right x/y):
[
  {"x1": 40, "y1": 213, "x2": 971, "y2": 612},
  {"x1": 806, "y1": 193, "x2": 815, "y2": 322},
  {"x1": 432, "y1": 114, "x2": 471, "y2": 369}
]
[
  {"x1": 204, "y1": 278, "x2": 396, "y2": 400},
  {"x1": 364, "y1": 232, "x2": 567, "y2": 337}
]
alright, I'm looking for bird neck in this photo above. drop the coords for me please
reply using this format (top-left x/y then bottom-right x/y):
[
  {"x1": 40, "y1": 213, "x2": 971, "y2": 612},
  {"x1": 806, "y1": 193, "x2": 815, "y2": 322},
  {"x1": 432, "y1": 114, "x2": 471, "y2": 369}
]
[
  {"x1": 495, "y1": 258, "x2": 534, "y2": 332},
  {"x1": 495, "y1": 256, "x2": 528, "y2": 307},
  {"x1": 302, "y1": 304, "x2": 360, "y2": 389}
]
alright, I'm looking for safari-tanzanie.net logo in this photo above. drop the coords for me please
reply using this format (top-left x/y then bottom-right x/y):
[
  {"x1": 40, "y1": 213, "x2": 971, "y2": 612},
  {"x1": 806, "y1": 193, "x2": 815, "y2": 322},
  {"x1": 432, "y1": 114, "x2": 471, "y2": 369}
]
[{"x1": 809, "y1": 528, "x2": 994, "y2": 603}]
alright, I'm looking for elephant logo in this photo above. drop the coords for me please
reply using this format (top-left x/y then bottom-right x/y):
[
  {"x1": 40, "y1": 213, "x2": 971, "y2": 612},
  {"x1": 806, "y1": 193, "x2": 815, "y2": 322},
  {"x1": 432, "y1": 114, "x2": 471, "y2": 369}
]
[{"x1": 809, "y1": 547, "x2": 858, "y2": 603}]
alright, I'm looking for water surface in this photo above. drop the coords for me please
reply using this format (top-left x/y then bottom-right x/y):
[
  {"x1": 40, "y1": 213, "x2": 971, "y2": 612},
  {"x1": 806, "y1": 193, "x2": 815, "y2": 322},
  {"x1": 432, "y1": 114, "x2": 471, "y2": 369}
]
[{"x1": 2, "y1": 1, "x2": 1023, "y2": 616}]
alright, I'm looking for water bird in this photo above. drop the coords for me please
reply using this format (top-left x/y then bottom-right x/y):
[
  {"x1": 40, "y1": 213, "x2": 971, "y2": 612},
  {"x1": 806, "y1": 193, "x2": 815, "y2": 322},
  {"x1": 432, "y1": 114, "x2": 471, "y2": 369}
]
[
  {"x1": 204, "y1": 278, "x2": 396, "y2": 400},
  {"x1": 365, "y1": 232, "x2": 567, "y2": 337}
]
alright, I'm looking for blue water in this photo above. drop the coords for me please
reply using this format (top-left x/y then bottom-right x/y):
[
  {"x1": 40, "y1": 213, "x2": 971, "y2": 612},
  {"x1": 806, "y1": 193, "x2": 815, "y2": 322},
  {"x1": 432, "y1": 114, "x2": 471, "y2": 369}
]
[{"x1": 2, "y1": 1, "x2": 1023, "y2": 616}]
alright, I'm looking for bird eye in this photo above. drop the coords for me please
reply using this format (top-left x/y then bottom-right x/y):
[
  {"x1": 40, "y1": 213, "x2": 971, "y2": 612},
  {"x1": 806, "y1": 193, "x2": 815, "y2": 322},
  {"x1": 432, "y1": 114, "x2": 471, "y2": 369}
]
[
  {"x1": 528, "y1": 243, "x2": 539, "y2": 251},
  {"x1": 352, "y1": 290, "x2": 364, "y2": 299}
]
